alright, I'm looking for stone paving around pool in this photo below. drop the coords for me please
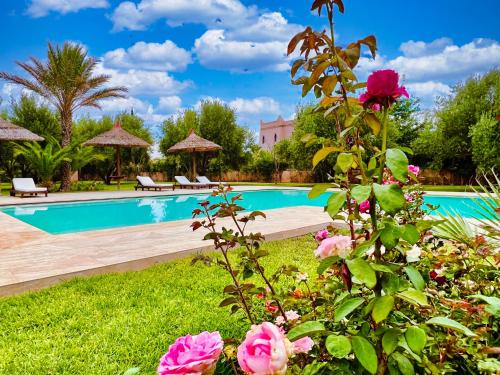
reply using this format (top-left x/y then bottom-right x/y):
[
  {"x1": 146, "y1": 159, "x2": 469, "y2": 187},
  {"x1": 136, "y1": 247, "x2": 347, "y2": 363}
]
[
  {"x1": 0, "y1": 186, "x2": 333, "y2": 296},
  {"x1": 0, "y1": 186, "x2": 479, "y2": 297}
]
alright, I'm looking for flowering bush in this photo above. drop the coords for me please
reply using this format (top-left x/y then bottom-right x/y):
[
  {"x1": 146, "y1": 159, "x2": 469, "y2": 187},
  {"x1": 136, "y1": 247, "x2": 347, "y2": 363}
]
[{"x1": 152, "y1": 1, "x2": 499, "y2": 374}]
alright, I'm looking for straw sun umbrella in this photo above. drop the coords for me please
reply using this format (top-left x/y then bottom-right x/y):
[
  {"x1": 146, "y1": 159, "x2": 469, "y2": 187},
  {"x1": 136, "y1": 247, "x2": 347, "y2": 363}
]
[
  {"x1": 0, "y1": 118, "x2": 45, "y2": 194},
  {"x1": 167, "y1": 129, "x2": 222, "y2": 180},
  {"x1": 0, "y1": 118, "x2": 44, "y2": 142},
  {"x1": 83, "y1": 121, "x2": 151, "y2": 189}
]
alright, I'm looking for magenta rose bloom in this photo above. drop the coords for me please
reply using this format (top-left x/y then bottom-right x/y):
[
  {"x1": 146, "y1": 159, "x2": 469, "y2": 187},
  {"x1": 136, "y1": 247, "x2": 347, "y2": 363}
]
[
  {"x1": 237, "y1": 322, "x2": 292, "y2": 375},
  {"x1": 158, "y1": 331, "x2": 223, "y2": 375},
  {"x1": 359, "y1": 69, "x2": 409, "y2": 109},
  {"x1": 315, "y1": 235, "x2": 352, "y2": 259},
  {"x1": 408, "y1": 164, "x2": 420, "y2": 176},
  {"x1": 314, "y1": 229, "x2": 329, "y2": 242},
  {"x1": 359, "y1": 200, "x2": 370, "y2": 214}
]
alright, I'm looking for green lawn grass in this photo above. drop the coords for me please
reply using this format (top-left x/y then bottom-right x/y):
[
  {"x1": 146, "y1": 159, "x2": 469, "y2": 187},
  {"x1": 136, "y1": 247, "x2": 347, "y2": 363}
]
[{"x1": 0, "y1": 236, "x2": 318, "y2": 374}]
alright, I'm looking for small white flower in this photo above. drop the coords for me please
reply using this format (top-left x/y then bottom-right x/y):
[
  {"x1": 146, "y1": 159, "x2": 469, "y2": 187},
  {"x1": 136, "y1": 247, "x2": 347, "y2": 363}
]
[
  {"x1": 406, "y1": 245, "x2": 421, "y2": 263},
  {"x1": 296, "y1": 272, "x2": 309, "y2": 283}
]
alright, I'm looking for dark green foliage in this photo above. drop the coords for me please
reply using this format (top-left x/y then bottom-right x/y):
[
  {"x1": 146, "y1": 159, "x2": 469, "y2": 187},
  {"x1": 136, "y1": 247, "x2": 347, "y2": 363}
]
[
  {"x1": 412, "y1": 70, "x2": 500, "y2": 175},
  {"x1": 73, "y1": 113, "x2": 153, "y2": 183},
  {"x1": 159, "y1": 100, "x2": 252, "y2": 179},
  {"x1": 0, "y1": 95, "x2": 60, "y2": 179},
  {"x1": 469, "y1": 114, "x2": 500, "y2": 171}
]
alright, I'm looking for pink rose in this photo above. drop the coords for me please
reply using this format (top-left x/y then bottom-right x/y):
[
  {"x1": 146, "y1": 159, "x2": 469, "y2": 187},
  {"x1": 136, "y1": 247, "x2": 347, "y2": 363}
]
[
  {"x1": 314, "y1": 229, "x2": 329, "y2": 242},
  {"x1": 158, "y1": 331, "x2": 223, "y2": 375},
  {"x1": 237, "y1": 322, "x2": 292, "y2": 375},
  {"x1": 275, "y1": 310, "x2": 300, "y2": 326},
  {"x1": 359, "y1": 69, "x2": 409, "y2": 109},
  {"x1": 315, "y1": 235, "x2": 352, "y2": 259},
  {"x1": 404, "y1": 193, "x2": 414, "y2": 203},
  {"x1": 408, "y1": 164, "x2": 420, "y2": 176},
  {"x1": 359, "y1": 200, "x2": 370, "y2": 213},
  {"x1": 292, "y1": 337, "x2": 314, "y2": 354}
]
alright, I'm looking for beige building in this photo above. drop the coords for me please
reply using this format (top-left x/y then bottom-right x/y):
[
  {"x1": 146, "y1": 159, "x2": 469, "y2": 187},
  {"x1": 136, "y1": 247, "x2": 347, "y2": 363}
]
[{"x1": 259, "y1": 116, "x2": 295, "y2": 151}]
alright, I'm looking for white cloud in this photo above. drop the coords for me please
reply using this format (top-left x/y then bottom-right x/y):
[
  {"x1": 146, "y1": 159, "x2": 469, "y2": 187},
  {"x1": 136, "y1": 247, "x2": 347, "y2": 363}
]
[
  {"x1": 156, "y1": 96, "x2": 182, "y2": 113},
  {"x1": 96, "y1": 63, "x2": 191, "y2": 96},
  {"x1": 391, "y1": 38, "x2": 500, "y2": 82},
  {"x1": 111, "y1": 0, "x2": 253, "y2": 32},
  {"x1": 27, "y1": 0, "x2": 109, "y2": 17},
  {"x1": 229, "y1": 97, "x2": 281, "y2": 116},
  {"x1": 358, "y1": 38, "x2": 500, "y2": 83},
  {"x1": 103, "y1": 40, "x2": 192, "y2": 71},
  {"x1": 355, "y1": 38, "x2": 500, "y2": 107},
  {"x1": 226, "y1": 12, "x2": 303, "y2": 42},
  {"x1": 194, "y1": 30, "x2": 290, "y2": 73},
  {"x1": 399, "y1": 37, "x2": 453, "y2": 58},
  {"x1": 98, "y1": 96, "x2": 151, "y2": 114},
  {"x1": 405, "y1": 81, "x2": 451, "y2": 98}
]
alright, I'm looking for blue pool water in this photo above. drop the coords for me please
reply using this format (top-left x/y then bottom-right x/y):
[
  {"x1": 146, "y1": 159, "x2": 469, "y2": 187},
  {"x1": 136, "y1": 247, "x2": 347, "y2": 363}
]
[{"x1": 0, "y1": 190, "x2": 484, "y2": 235}]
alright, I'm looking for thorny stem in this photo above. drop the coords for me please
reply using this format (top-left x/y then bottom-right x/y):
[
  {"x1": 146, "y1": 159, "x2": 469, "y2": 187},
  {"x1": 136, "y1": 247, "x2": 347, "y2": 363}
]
[
  {"x1": 304, "y1": 282, "x2": 317, "y2": 318},
  {"x1": 345, "y1": 181, "x2": 357, "y2": 249},
  {"x1": 203, "y1": 205, "x2": 255, "y2": 324},
  {"x1": 327, "y1": 3, "x2": 352, "y2": 118},
  {"x1": 372, "y1": 107, "x2": 389, "y2": 296},
  {"x1": 222, "y1": 192, "x2": 288, "y2": 322}
]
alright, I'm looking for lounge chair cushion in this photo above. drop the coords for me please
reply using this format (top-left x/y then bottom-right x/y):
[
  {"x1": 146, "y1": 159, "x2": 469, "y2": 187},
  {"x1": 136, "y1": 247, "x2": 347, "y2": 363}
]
[
  {"x1": 174, "y1": 176, "x2": 205, "y2": 186},
  {"x1": 12, "y1": 178, "x2": 47, "y2": 192},
  {"x1": 196, "y1": 176, "x2": 227, "y2": 185},
  {"x1": 137, "y1": 176, "x2": 171, "y2": 187}
]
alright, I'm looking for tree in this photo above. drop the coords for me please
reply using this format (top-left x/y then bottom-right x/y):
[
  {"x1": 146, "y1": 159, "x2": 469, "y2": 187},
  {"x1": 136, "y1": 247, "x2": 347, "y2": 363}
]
[
  {"x1": 73, "y1": 113, "x2": 153, "y2": 183},
  {"x1": 469, "y1": 114, "x2": 500, "y2": 172},
  {"x1": 10, "y1": 95, "x2": 60, "y2": 141},
  {"x1": 412, "y1": 70, "x2": 500, "y2": 175},
  {"x1": 159, "y1": 100, "x2": 251, "y2": 177},
  {"x1": 388, "y1": 98, "x2": 423, "y2": 150},
  {"x1": 0, "y1": 42, "x2": 127, "y2": 191},
  {"x1": 0, "y1": 95, "x2": 61, "y2": 179},
  {"x1": 14, "y1": 141, "x2": 70, "y2": 188}
]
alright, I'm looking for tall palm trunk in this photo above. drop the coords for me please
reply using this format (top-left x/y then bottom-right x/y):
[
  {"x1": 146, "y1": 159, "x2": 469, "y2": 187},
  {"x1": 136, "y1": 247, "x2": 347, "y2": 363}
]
[{"x1": 60, "y1": 112, "x2": 72, "y2": 191}]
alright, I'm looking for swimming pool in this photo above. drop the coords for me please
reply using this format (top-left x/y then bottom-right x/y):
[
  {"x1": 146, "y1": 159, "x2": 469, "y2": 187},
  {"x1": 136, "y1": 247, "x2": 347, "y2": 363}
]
[{"x1": 0, "y1": 189, "x2": 483, "y2": 235}]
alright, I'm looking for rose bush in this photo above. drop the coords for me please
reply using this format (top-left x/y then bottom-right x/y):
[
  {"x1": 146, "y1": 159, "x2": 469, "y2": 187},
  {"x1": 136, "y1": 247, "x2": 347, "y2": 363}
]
[{"x1": 149, "y1": 1, "x2": 498, "y2": 374}]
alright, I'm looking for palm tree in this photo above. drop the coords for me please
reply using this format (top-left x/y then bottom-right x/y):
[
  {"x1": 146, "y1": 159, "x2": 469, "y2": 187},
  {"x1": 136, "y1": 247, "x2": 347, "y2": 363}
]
[
  {"x1": 14, "y1": 141, "x2": 71, "y2": 189},
  {"x1": 0, "y1": 42, "x2": 127, "y2": 191}
]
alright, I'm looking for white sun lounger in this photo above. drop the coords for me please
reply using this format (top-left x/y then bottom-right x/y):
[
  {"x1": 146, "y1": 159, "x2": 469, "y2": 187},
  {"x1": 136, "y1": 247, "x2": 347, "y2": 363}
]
[
  {"x1": 174, "y1": 176, "x2": 208, "y2": 189},
  {"x1": 135, "y1": 176, "x2": 174, "y2": 191},
  {"x1": 11, "y1": 178, "x2": 48, "y2": 197},
  {"x1": 196, "y1": 176, "x2": 229, "y2": 188}
]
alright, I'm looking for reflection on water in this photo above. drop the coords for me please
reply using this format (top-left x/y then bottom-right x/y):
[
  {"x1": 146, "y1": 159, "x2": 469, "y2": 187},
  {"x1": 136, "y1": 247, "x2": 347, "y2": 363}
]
[
  {"x1": 14, "y1": 206, "x2": 48, "y2": 216},
  {"x1": 137, "y1": 198, "x2": 171, "y2": 223}
]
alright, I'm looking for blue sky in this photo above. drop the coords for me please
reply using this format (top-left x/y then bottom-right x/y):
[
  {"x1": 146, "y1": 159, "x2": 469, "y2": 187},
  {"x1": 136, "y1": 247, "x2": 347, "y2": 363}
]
[{"x1": 1, "y1": 0, "x2": 499, "y2": 138}]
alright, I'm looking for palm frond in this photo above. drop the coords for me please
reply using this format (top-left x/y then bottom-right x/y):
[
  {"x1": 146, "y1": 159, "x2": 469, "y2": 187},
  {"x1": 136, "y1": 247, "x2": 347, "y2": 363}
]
[
  {"x1": 471, "y1": 170, "x2": 500, "y2": 245},
  {"x1": 434, "y1": 209, "x2": 477, "y2": 249}
]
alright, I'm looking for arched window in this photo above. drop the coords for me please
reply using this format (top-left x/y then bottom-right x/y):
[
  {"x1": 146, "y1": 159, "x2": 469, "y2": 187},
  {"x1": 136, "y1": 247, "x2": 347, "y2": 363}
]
[
  {"x1": 274, "y1": 133, "x2": 277, "y2": 142},
  {"x1": 262, "y1": 136, "x2": 265, "y2": 143}
]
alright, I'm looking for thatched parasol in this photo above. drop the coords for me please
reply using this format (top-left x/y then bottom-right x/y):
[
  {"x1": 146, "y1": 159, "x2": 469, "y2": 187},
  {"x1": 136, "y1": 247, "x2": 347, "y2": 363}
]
[
  {"x1": 0, "y1": 118, "x2": 44, "y2": 141},
  {"x1": 0, "y1": 119, "x2": 45, "y2": 195},
  {"x1": 83, "y1": 120, "x2": 151, "y2": 189},
  {"x1": 167, "y1": 129, "x2": 222, "y2": 180}
]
